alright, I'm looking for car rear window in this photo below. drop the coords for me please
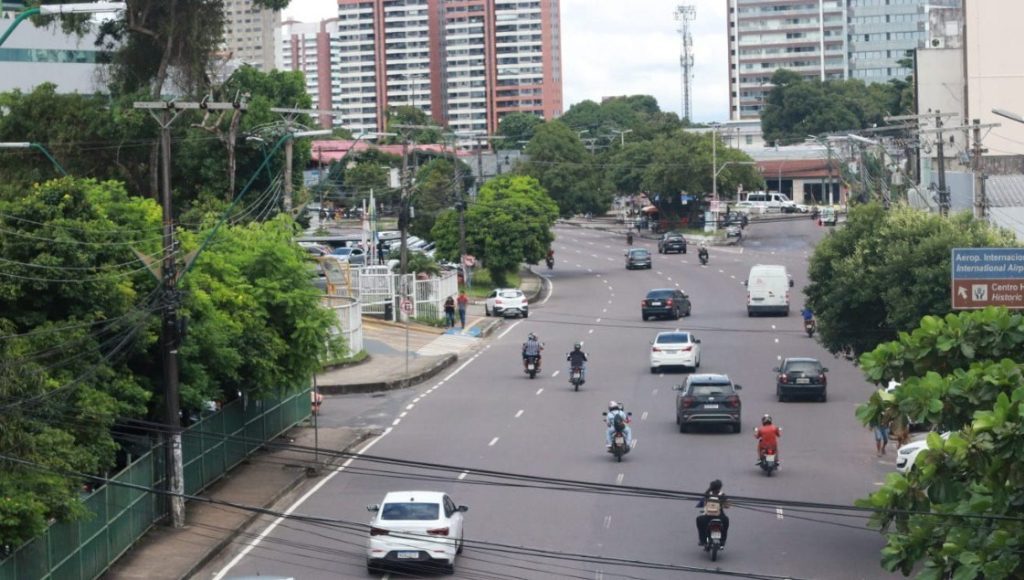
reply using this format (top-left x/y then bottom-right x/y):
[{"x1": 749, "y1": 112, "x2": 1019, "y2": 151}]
[
  {"x1": 499, "y1": 291, "x2": 522, "y2": 299},
  {"x1": 690, "y1": 384, "x2": 733, "y2": 397},
  {"x1": 381, "y1": 502, "x2": 440, "y2": 521},
  {"x1": 656, "y1": 333, "x2": 690, "y2": 343},
  {"x1": 630, "y1": 249, "x2": 649, "y2": 256},
  {"x1": 784, "y1": 361, "x2": 822, "y2": 374},
  {"x1": 665, "y1": 235, "x2": 683, "y2": 240},
  {"x1": 646, "y1": 290, "x2": 673, "y2": 299}
]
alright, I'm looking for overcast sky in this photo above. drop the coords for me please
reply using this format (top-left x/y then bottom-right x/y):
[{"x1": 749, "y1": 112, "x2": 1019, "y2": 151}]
[{"x1": 282, "y1": 0, "x2": 729, "y2": 122}]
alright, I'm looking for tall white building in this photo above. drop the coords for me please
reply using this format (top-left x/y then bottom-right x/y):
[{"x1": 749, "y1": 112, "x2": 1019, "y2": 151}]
[{"x1": 223, "y1": 0, "x2": 281, "y2": 71}]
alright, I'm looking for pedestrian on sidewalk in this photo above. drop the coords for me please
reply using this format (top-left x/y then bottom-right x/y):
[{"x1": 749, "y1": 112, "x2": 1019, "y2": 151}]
[
  {"x1": 457, "y1": 290, "x2": 469, "y2": 329},
  {"x1": 871, "y1": 416, "x2": 890, "y2": 456},
  {"x1": 443, "y1": 295, "x2": 456, "y2": 328}
]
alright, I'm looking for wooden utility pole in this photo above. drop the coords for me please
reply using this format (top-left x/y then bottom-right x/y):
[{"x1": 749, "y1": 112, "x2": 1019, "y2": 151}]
[{"x1": 972, "y1": 119, "x2": 988, "y2": 219}]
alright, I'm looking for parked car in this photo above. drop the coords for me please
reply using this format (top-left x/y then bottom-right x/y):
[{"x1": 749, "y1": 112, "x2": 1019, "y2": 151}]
[
  {"x1": 657, "y1": 233, "x2": 688, "y2": 254},
  {"x1": 625, "y1": 248, "x2": 652, "y2": 270},
  {"x1": 675, "y1": 374, "x2": 743, "y2": 433},
  {"x1": 641, "y1": 288, "x2": 691, "y2": 321},
  {"x1": 650, "y1": 330, "x2": 702, "y2": 373},
  {"x1": 329, "y1": 247, "x2": 367, "y2": 266},
  {"x1": 366, "y1": 490, "x2": 468, "y2": 574},
  {"x1": 298, "y1": 242, "x2": 331, "y2": 257},
  {"x1": 896, "y1": 432, "x2": 952, "y2": 474},
  {"x1": 485, "y1": 288, "x2": 529, "y2": 318},
  {"x1": 774, "y1": 357, "x2": 828, "y2": 402}
]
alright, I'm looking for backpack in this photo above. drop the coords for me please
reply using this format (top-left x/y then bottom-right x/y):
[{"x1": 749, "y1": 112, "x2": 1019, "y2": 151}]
[
  {"x1": 703, "y1": 494, "x2": 722, "y2": 517},
  {"x1": 613, "y1": 414, "x2": 626, "y2": 432}
]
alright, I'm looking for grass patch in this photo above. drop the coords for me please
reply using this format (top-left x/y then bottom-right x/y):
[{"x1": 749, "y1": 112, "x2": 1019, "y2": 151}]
[
  {"x1": 414, "y1": 315, "x2": 447, "y2": 328},
  {"x1": 321, "y1": 349, "x2": 368, "y2": 368},
  {"x1": 462, "y1": 269, "x2": 522, "y2": 299}
]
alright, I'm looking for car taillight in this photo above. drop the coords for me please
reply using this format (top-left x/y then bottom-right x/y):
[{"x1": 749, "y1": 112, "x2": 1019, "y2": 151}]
[
  {"x1": 495, "y1": 299, "x2": 503, "y2": 305},
  {"x1": 725, "y1": 395, "x2": 740, "y2": 408},
  {"x1": 427, "y1": 527, "x2": 450, "y2": 536},
  {"x1": 682, "y1": 396, "x2": 696, "y2": 408},
  {"x1": 370, "y1": 527, "x2": 390, "y2": 536},
  {"x1": 778, "y1": 374, "x2": 788, "y2": 384},
  {"x1": 666, "y1": 299, "x2": 673, "y2": 306},
  {"x1": 642, "y1": 300, "x2": 648, "y2": 306},
  {"x1": 652, "y1": 347, "x2": 661, "y2": 352},
  {"x1": 680, "y1": 345, "x2": 692, "y2": 351},
  {"x1": 819, "y1": 374, "x2": 827, "y2": 384}
]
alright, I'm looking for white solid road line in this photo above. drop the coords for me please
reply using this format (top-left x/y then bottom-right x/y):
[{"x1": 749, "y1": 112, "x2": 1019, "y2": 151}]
[
  {"x1": 497, "y1": 319, "x2": 523, "y2": 339},
  {"x1": 541, "y1": 275, "x2": 555, "y2": 305}
]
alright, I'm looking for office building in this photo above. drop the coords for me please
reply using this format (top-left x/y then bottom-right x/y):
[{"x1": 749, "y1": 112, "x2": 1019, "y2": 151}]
[
  {"x1": 848, "y1": 0, "x2": 959, "y2": 83},
  {"x1": 278, "y1": 0, "x2": 562, "y2": 138},
  {"x1": 223, "y1": 0, "x2": 281, "y2": 71},
  {"x1": 727, "y1": 0, "x2": 848, "y2": 120},
  {"x1": 0, "y1": 11, "x2": 107, "y2": 94}
]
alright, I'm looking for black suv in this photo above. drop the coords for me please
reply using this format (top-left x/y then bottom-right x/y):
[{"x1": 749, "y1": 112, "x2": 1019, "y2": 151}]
[
  {"x1": 675, "y1": 374, "x2": 743, "y2": 433},
  {"x1": 625, "y1": 248, "x2": 652, "y2": 270},
  {"x1": 641, "y1": 288, "x2": 691, "y2": 321},
  {"x1": 774, "y1": 357, "x2": 828, "y2": 402},
  {"x1": 658, "y1": 233, "x2": 688, "y2": 254}
]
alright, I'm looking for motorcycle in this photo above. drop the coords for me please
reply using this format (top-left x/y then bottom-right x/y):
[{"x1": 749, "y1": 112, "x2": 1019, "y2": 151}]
[
  {"x1": 524, "y1": 354, "x2": 541, "y2": 379},
  {"x1": 758, "y1": 447, "x2": 779, "y2": 477},
  {"x1": 603, "y1": 412, "x2": 632, "y2": 462},
  {"x1": 698, "y1": 251, "x2": 708, "y2": 266},
  {"x1": 703, "y1": 518, "x2": 726, "y2": 561},
  {"x1": 569, "y1": 366, "x2": 584, "y2": 391},
  {"x1": 545, "y1": 256, "x2": 554, "y2": 270},
  {"x1": 804, "y1": 318, "x2": 816, "y2": 337},
  {"x1": 626, "y1": 232, "x2": 634, "y2": 246}
]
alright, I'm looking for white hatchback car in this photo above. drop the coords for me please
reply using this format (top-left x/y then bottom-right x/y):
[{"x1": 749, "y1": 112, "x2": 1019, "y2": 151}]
[
  {"x1": 650, "y1": 330, "x2": 702, "y2": 373},
  {"x1": 895, "y1": 432, "x2": 951, "y2": 474},
  {"x1": 366, "y1": 491, "x2": 468, "y2": 574},
  {"x1": 485, "y1": 288, "x2": 529, "y2": 318}
]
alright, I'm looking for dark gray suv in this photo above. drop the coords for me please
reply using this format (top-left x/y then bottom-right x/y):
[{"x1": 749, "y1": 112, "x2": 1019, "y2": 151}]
[
  {"x1": 774, "y1": 357, "x2": 828, "y2": 402},
  {"x1": 675, "y1": 374, "x2": 742, "y2": 433},
  {"x1": 625, "y1": 248, "x2": 652, "y2": 270}
]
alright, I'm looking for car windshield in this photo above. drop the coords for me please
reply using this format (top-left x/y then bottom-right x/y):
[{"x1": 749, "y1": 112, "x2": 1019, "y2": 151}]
[
  {"x1": 630, "y1": 249, "x2": 649, "y2": 257},
  {"x1": 499, "y1": 291, "x2": 521, "y2": 299},
  {"x1": 690, "y1": 384, "x2": 733, "y2": 397},
  {"x1": 332, "y1": 248, "x2": 353, "y2": 256},
  {"x1": 784, "y1": 361, "x2": 822, "y2": 374},
  {"x1": 646, "y1": 290, "x2": 673, "y2": 299},
  {"x1": 657, "y1": 333, "x2": 690, "y2": 344},
  {"x1": 381, "y1": 502, "x2": 440, "y2": 521}
]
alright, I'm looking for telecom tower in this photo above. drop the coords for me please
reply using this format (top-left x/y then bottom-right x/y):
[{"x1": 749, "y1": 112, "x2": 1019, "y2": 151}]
[{"x1": 675, "y1": 5, "x2": 696, "y2": 121}]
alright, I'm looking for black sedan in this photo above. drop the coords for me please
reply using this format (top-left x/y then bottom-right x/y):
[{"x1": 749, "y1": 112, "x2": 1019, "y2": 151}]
[
  {"x1": 774, "y1": 357, "x2": 828, "y2": 402},
  {"x1": 641, "y1": 288, "x2": 691, "y2": 320},
  {"x1": 626, "y1": 248, "x2": 652, "y2": 270}
]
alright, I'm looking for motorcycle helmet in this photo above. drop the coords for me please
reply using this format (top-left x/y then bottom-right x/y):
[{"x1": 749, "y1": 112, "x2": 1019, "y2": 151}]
[
  {"x1": 528, "y1": 333, "x2": 536, "y2": 340},
  {"x1": 608, "y1": 400, "x2": 621, "y2": 411},
  {"x1": 761, "y1": 413, "x2": 773, "y2": 425},
  {"x1": 574, "y1": 342, "x2": 582, "y2": 351}
]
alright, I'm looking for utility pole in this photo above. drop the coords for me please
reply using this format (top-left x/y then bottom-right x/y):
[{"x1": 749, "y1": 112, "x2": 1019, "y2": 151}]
[
  {"x1": 134, "y1": 99, "x2": 245, "y2": 529},
  {"x1": 934, "y1": 112, "x2": 949, "y2": 216},
  {"x1": 476, "y1": 135, "x2": 485, "y2": 194},
  {"x1": 399, "y1": 134, "x2": 411, "y2": 281},
  {"x1": 972, "y1": 119, "x2": 988, "y2": 219},
  {"x1": 450, "y1": 138, "x2": 467, "y2": 274}
]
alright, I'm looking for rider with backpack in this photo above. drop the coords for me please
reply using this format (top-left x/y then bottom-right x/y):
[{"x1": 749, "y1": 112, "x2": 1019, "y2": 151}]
[
  {"x1": 605, "y1": 401, "x2": 632, "y2": 449},
  {"x1": 696, "y1": 479, "x2": 730, "y2": 548}
]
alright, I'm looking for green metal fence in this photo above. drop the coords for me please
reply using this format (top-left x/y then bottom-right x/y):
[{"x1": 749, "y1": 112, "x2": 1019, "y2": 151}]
[{"x1": 0, "y1": 388, "x2": 310, "y2": 580}]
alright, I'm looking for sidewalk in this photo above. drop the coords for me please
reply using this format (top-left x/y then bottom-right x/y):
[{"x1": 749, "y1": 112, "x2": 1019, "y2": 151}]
[{"x1": 100, "y1": 267, "x2": 543, "y2": 579}]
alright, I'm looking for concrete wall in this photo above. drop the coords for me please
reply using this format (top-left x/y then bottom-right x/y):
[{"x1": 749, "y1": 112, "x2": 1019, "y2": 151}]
[{"x1": 965, "y1": 0, "x2": 1024, "y2": 156}]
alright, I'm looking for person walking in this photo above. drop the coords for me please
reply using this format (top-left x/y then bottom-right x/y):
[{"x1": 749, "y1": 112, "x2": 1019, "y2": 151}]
[
  {"x1": 443, "y1": 295, "x2": 456, "y2": 328},
  {"x1": 456, "y1": 290, "x2": 469, "y2": 329},
  {"x1": 871, "y1": 416, "x2": 890, "y2": 456}
]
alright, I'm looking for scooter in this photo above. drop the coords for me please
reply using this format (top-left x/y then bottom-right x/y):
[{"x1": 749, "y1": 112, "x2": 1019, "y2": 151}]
[
  {"x1": 524, "y1": 355, "x2": 541, "y2": 379},
  {"x1": 703, "y1": 519, "x2": 726, "y2": 561},
  {"x1": 699, "y1": 251, "x2": 708, "y2": 266},
  {"x1": 569, "y1": 366, "x2": 584, "y2": 391},
  {"x1": 545, "y1": 256, "x2": 554, "y2": 270},
  {"x1": 804, "y1": 318, "x2": 816, "y2": 338},
  {"x1": 758, "y1": 447, "x2": 779, "y2": 477},
  {"x1": 602, "y1": 412, "x2": 632, "y2": 462}
]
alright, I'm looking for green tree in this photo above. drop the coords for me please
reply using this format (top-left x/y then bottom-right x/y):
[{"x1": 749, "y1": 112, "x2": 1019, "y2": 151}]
[
  {"x1": 518, "y1": 120, "x2": 608, "y2": 216},
  {"x1": 386, "y1": 106, "x2": 442, "y2": 144},
  {"x1": 410, "y1": 157, "x2": 472, "y2": 239},
  {"x1": 431, "y1": 175, "x2": 557, "y2": 286},
  {"x1": 805, "y1": 204, "x2": 1015, "y2": 358},
  {"x1": 497, "y1": 112, "x2": 543, "y2": 150},
  {"x1": 854, "y1": 308, "x2": 1024, "y2": 579}
]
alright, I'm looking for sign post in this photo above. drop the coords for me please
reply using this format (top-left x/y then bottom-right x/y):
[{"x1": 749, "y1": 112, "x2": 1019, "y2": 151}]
[{"x1": 951, "y1": 248, "x2": 1024, "y2": 309}]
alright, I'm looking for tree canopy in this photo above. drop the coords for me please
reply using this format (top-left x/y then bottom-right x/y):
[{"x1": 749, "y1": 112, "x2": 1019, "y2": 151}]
[
  {"x1": 517, "y1": 120, "x2": 611, "y2": 216},
  {"x1": 497, "y1": 112, "x2": 543, "y2": 150}
]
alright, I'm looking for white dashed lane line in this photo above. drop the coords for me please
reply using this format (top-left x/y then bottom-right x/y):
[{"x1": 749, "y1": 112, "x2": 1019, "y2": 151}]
[
  {"x1": 615, "y1": 473, "x2": 625, "y2": 485},
  {"x1": 458, "y1": 471, "x2": 469, "y2": 480},
  {"x1": 536, "y1": 388, "x2": 544, "y2": 395},
  {"x1": 641, "y1": 411, "x2": 649, "y2": 421},
  {"x1": 652, "y1": 389, "x2": 659, "y2": 395},
  {"x1": 603, "y1": 515, "x2": 613, "y2": 529},
  {"x1": 552, "y1": 370, "x2": 560, "y2": 377},
  {"x1": 515, "y1": 409, "x2": 524, "y2": 418},
  {"x1": 488, "y1": 437, "x2": 500, "y2": 447},
  {"x1": 588, "y1": 329, "x2": 594, "y2": 334}
]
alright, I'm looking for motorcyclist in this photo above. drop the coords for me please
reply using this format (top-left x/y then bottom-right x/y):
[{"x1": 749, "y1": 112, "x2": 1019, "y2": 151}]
[
  {"x1": 698, "y1": 242, "x2": 709, "y2": 264},
  {"x1": 696, "y1": 479, "x2": 730, "y2": 548},
  {"x1": 801, "y1": 306, "x2": 814, "y2": 322},
  {"x1": 566, "y1": 342, "x2": 589, "y2": 384},
  {"x1": 626, "y1": 231, "x2": 634, "y2": 246},
  {"x1": 754, "y1": 414, "x2": 783, "y2": 465},
  {"x1": 605, "y1": 401, "x2": 632, "y2": 449},
  {"x1": 522, "y1": 333, "x2": 543, "y2": 371}
]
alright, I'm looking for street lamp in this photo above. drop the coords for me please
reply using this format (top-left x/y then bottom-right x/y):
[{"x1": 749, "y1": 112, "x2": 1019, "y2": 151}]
[
  {"x1": 609, "y1": 128, "x2": 633, "y2": 146},
  {"x1": 993, "y1": 108, "x2": 1024, "y2": 125},
  {"x1": 0, "y1": 2, "x2": 126, "y2": 47},
  {"x1": 0, "y1": 142, "x2": 67, "y2": 175}
]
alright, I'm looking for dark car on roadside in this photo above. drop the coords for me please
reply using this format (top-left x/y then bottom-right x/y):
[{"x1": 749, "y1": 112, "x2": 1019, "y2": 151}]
[
  {"x1": 625, "y1": 248, "x2": 652, "y2": 270},
  {"x1": 657, "y1": 233, "x2": 688, "y2": 254},
  {"x1": 675, "y1": 373, "x2": 743, "y2": 433},
  {"x1": 641, "y1": 288, "x2": 691, "y2": 321},
  {"x1": 774, "y1": 357, "x2": 828, "y2": 402}
]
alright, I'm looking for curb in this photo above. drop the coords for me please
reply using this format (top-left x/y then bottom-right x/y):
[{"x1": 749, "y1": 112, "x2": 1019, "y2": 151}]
[
  {"x1": 520, "y1": 267, "x2": 545, "y2": 304},
  {"x1": 317, "y1": 353, "x2": 458, "y2": 395},
  {"x1": 182, "y1": 427, "x2": 375, "y2": 580},
  {"x1": 474, "y1": 317, "x2": 504, "y2": 338}
]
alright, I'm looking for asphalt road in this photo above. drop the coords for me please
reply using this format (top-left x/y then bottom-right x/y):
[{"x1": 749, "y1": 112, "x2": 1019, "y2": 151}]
[{"x1": 200, "y1": 219, "x2": 899, "y2": 580}]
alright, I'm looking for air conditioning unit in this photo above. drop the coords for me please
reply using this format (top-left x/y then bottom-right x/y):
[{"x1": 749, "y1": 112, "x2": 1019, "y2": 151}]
[{"x1": 930, "y1": 37, "x2": 946, "y2": 49}]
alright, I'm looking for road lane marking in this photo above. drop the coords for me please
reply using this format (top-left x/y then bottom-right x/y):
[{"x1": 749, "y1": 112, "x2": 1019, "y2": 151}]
[
  {"x1": 552, "y1": 370, "x2": 560, "y2": 377},
  {"x1": 630, "y1": 439, "x2": 638, "y2": 449},
  {"x1": 771, "y1": 324, "x2": 776, "y2": 330},
  {"x1": 497, "y1": 320, "x2": 524, "y2": 339},
  {"x1": 588, "y1": 329, "x2": 594, "y2": 334},
  {"x1": 399, "y1": 412, "x2": 407, "y2": 418},
  {"x1": 458, "y1": 471, "x2": 469, "y2": 480},
  {"x1": 596, "y1": 318, "x2": 602, "y2": 323},
  {"x1": 515, "y1": 409, "x2": 524, "y2": 418},
  {"x1": 412, "y1": 397, "x2": 421, "y2": 403},
  {"x1": 667, "y1": 277, "x2": 672, "y2": 281},
  {"x1": 730, "y1": 275, "x2": 736, "y2": 279},
  {"x1": 541, "y1": 276, "x2": 555, "y2": 305},
  {"x1": 405, "y1": 404, "x2": 414, "y2": 410},
  {"x1": 774, "y1": 338, "x2": 779, "y2": 343},
  {"x1": 392, "y1": 418, "x2": 401, "y2": 426},
  {"x1": 776, "y1": 508, "x2": 784, "y2": 520},
  {"x1": 603, "y1": 515, "x2": 612, "y2": 529},
  {"x1": 536, "y1": 388, "x2": 544, "y2": 395},
  {"x1": 488, "y1": 437, "x2": 500, "y2": 447},
  {"x1": 657, "y1": 271, "x2": 663, "y2": 275},
  {"x1": 719, "y1": 269, "x2": 725, "y2": 273},
  {"x1": 615, "y1": 473, "x2": 624, "y2": 485},
  {"x1": 641, "y1": 411, "x2": 648, "y2": 421},
  {"x1": 652, "y1": 389, "x2": 658, "y2": 395},
  {"x1": 602, "y1": 308, "x2": 607, "y2": 313}
]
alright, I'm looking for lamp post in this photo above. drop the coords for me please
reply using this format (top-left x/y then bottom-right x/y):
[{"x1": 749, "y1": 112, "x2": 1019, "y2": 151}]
[
  {"x1": 609, "y1": 128, "x2": 633, "y2": 146},
  {"x1": 1, "y1": 2, "x2": 125, "y2": 47},
  {"x1": 0, "y1": 142, "x2": 67, "y2": 175}
]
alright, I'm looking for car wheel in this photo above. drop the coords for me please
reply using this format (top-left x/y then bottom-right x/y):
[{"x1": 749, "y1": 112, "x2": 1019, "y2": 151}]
[
  {"x1": 777, "y1": 388, "x2": 785, "y2": 403},
  {"x1": 441, "y1": 559, "x2": 455, "y2": 575},
  {"x1": 366, "y1": 559, "x2": 379, "y2": 574},
  {"x1": 457, "y1": 533, "x2": 464, "y2": 554},
  {"x1": 679, "y1": 421, "x2": 688, "y2": 433},
  {"x1": 642, "y1": 314, "x2": 648, "y2": 321},
  {"x1": 682, "y1": 247, "x2": 687, "y2": 254},
  {"x1": 695, "y1": 354, "x2": 701, "y2": 368},
  {"x1": 523, "y1": 310, "x2": 529, "y2": 319},
  {"x1": 820, "y1": 391, "x2": 828, "y2": 403},
  {"x1": 686, "y1": 306, "x2": 692, "y2": 317},
  {"x1": 650, "y1": 366, "x2": 658, "y2": 374},
  {"x1": 732, "y1": 422, "x2": 742, "y2": 434},
  {"x1": 484, "y1": 305, "x2": 491, "y2": 316},
  {"x1": 672, "y1": 308, "x2": 680, "y2": 321}
]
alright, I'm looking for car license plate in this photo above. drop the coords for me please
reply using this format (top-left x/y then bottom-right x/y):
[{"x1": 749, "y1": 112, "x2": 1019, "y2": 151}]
[
  {"x1": 527, "y1": 363, "x2": 535, "y2": 371},
  {"x1": 766, "y1": 454, "x2": 776, "y2": 462},
  {"x1": 796, "y1": 378, "x2": 810, "y2": 384},
  {"x1": 710, "y1": 530, "x2": 722, "y2": 540},
  {"x1": 651, "y1": 301, "x2": 662, "y2": 306},
  {"x1": 397, "y1": 551, "x2": 419, "y2": 559},
  {"x1": 704, "y1": 404, "x2": 719, "y2": 409}
]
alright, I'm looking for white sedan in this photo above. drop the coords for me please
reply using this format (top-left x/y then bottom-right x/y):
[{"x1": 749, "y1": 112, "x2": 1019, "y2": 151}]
[
  {"x1": 895, "y1": 432, "x2": 951, "y2": 474},
  {"x1": 366, "y1": 491, "x2": 468, "y2": 574},
  {"x1": 650, "y1": 330, "x2": 702, "y2": 373}
]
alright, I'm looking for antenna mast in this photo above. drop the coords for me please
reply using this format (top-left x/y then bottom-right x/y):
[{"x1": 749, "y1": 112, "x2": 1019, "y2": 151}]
[{"x1": 675, "y1": 5, "x2": 696, "y2": 121}]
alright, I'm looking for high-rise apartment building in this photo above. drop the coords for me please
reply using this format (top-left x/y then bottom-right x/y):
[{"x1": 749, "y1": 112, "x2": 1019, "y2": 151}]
[
  {"x1": 848, "y1": 0, "x2": 960, "y2": 83},
  {"x1": 727, "y1": 0, "x2": 848, "y2": 120},
  {"x1": 278, "y1": 0, "x2": 562, "y2": 137},
  {"x1": 223, "y1": 0, "x2": 281, "y2": 71}
]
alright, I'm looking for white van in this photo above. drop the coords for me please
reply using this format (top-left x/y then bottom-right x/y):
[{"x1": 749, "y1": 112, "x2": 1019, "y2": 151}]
[
  {"x1": 745, "y1": 265, "x2": 794, "y2": 316},
  {"x1": 744, "y1": 192, "x2": 797, "y2": 213}
]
